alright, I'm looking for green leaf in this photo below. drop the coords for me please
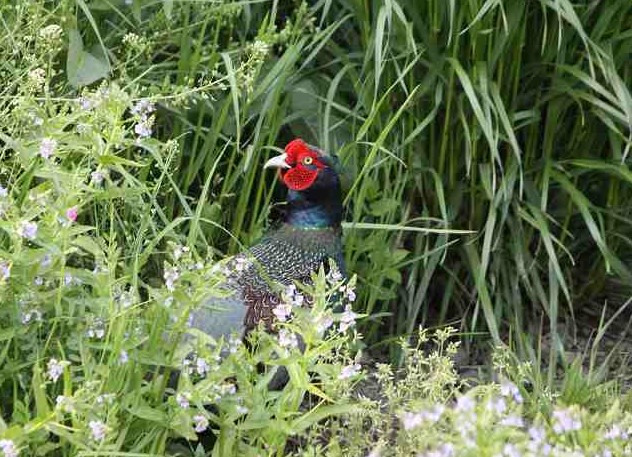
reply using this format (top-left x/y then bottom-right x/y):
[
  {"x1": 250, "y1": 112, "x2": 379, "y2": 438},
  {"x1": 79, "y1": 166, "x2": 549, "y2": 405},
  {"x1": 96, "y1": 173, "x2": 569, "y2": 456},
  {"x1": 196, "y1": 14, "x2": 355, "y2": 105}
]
[
  {"x1": 127, "y1": 404, "x2": 168, "y2": 423},
  {"x1": 67, "y1": 29, "x2": 110, "y2": 88},
  {"x1": 369, "y1": 197, "x2": 400, "y2": 216},
  {"x1": 163, "y1": 0, "x2": 173, "y2": 19}
]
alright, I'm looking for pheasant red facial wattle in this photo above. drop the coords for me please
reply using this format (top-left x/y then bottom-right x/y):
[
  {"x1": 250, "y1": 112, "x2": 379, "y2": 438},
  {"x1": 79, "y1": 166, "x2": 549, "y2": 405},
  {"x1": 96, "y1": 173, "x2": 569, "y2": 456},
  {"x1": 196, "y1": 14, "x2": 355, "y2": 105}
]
[{"x1": 280, "y1": 138, "x2": 325, "y2": 191}]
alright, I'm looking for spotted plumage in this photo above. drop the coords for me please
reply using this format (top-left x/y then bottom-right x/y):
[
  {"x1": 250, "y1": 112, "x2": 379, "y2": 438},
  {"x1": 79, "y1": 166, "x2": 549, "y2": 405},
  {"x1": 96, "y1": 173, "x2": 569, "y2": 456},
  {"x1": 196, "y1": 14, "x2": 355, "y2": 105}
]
[{"x1": 190, "y1": 139, "x2": 344, "y2": 341}]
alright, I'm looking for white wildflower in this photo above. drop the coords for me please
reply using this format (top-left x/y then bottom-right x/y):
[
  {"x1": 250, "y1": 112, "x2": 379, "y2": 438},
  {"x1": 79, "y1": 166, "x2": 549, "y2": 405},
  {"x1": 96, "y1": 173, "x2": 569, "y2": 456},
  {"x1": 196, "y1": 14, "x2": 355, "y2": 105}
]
[
  {"x1": 604, "y1": 423, "x2": 628, "y2": 440},
  {"x1": 193, "y1": 414, "x2": 209, "y2": 433},
  {"x1": 96, "y1": 394, "x2": 115, "y2": 405},
  {"x1": 28, "y1": 68, "x2": 46, "y2": 89},
  {"x1": 176, "y1": 392, "x2": 191, "y2": 409},
  {"x1": 90, "y1": 170, "x2": 105, "y2": 185},
  {"x1": 500, "y1": 414, "x2": 524, "y2": 428},
  {"x1": 313, "y1": 313, "x2": 334, "y2": 335},
  {"x1": 55, "y1": 395, "x2": 75, "y2": 413},
  {"x1": 278, "y1": 329, "x2": 298, "y2": 349},
  {"x1": 338, "y1": 305, "x2": 357, "y2": 332},
  {"x1": 500, "y1": 379, "x2": 523, "y2": 404},
  {"x1": 455, "y1": 395, "x2": 476, "y2": 413},
  {"x1": 164, "y1": 266, "x2": 180, "y2": 291},
  {"x1": 38, "y1": 24, "x2": 63, "y2": 43},
  {"x1": 552, "y1": 407, "x2": 581, "y2": 434},
  {"x1": 272, "y1": 302, "x2": 292, "y2": 322},
  {"x1": 172, "y1": 244, "x2": 189, "y2": 261},
  {"x1": 195, "y1": 357, "x2": 210, "y2": 376},
  {"x1": 326, "y1": 267, "x2": 343, "y2": 284},
  {"x1": 17, "y1": 220, "x2": 38, "y2": 240},
  {"x1": 338, "y1": 363, "x2": 361, "y2": 380},
  {"x1": 88, "y1": 420, "x2": 107, "y2": 442},
  {"x1": 47, "y1": 358, "x2": 69, "y2": 382},
  {"x1": 0, "y1": 261, "x2": 10, "y2": 280},
  {"x1": 21, "y1": 308, "x2": 42, "y2": 325},
  {"x1": 39, "y1": 138, "x2": 57, "y2": 159},
  {"x1": 0, "y1": 439, "x2": 18, "y2": 457}
]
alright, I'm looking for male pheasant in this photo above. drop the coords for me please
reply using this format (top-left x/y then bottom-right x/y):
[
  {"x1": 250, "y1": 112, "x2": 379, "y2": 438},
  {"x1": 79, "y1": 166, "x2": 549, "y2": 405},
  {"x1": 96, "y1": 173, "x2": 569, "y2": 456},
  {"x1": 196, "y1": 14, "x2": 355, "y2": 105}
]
[{"x1": 190, "y1": 138, "x2": 344, "y2": 340}]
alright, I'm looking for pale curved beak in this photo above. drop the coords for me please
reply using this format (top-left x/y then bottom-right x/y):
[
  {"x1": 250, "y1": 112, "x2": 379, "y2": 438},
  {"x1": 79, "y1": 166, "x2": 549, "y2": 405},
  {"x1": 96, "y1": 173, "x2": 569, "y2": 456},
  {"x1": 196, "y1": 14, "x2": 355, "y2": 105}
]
[{"x1": 264, "y1": 153, "x2": 291, "y2": 169}]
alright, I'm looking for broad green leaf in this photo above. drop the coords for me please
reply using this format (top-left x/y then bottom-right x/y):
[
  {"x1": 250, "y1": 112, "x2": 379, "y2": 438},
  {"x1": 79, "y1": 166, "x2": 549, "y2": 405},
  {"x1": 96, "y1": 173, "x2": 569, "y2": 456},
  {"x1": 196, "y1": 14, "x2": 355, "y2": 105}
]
[{"x1": 67, "y1": 29, "x2": 110, "y2": 88}]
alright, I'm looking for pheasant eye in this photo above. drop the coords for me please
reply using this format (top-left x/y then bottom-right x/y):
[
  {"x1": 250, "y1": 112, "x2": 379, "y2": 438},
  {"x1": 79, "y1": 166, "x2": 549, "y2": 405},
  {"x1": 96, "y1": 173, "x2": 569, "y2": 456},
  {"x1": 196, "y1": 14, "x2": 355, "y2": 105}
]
[{"x1": 302, "y1": 156, "x2": 314, "y2": 165}]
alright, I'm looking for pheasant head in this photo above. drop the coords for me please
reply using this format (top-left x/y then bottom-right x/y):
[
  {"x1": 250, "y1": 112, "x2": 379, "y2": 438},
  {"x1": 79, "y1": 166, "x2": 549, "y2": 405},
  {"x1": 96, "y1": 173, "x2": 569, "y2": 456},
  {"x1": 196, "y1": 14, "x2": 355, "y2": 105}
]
[{"x1": 264, "y1": 138, "x2": 343, "y2": 229}]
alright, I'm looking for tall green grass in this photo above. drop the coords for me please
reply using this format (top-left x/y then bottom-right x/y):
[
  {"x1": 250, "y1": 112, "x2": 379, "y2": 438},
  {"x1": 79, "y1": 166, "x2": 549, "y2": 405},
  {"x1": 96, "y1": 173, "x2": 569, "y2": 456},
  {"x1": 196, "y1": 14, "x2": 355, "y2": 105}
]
[
  {"x1": 23, "y1": 0, "x2": 632, "y2": 362},
  {"x1": 297, "y1": 0, "x2": 632, "y2": 357}
]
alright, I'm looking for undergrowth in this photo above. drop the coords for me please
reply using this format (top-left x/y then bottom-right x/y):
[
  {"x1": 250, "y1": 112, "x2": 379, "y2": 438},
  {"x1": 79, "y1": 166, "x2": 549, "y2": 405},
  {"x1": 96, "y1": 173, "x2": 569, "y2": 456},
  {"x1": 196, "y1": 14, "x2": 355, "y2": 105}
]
[{"x1": 0, "y1": 0, "x2": 631, "y2": 455}]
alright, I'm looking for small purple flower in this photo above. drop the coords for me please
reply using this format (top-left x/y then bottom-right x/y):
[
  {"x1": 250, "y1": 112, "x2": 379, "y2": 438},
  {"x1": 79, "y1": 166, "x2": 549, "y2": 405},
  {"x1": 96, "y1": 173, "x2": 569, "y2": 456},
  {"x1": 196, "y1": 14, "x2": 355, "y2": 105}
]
[
  {"x1": 41, "y1": 254, "x2": 52, "y2": 267},
  {"x1": 500, "y1": 414, "x2": 524, "y2": 428},
  {"x1": 79, "y1": 96, "x2": 93, "y2": 111},
  {"x1": 401, "y1": 411, "x2": 423, "y2": 430},
  {"x1": 326, "y1": 267, "x2": 343, "y2": 284},
  {"x1": 420, "y1": 443, "x2": 455, "y2": 457},
  {"x1": 131, "y1": 99, "x2": 155, "y2": 116},
  {"x1": 91, "y1": 170, "x2": 105, "y2": 185},
  {"x1": 313, "y1": 313, "x2": 334, "y2": 335},
  {"x1": 164, "y1": 266, "x2": 180, "y2": 291},
  {"x1": 134, "y1": 121, "x2": 152, "y2": 138},
  {"x1": 500, "y1": 379, "x2": 523, "y2": 404},
  {"x1": 278, "y1": 329, "x2": 298, "y2": 349},
  {"x1": 552, "y1": 407, "x2": 581, "y2": 434},
  {"x1": 604, "y1": 423, "x2": 629, "y2": 440},
  {"x1": 39, "y1": 138, "x2": 57, "y2": 159},
  {"x1": 17, "y1": 220, "x2": 38, "y2": 240},
  {"x1": 339, "y1": 305, "x2": 357, "y2": 332},
  {"x1": 119, "y1": 350, "x2": 129, "y2": 365},
  {"x1": 86, "y1": 318, "x2": 106, "y2": 339},
  {"x1": 195, "y1": 357, "x2": 210, "y2": 376},
  {"x1": 338, "y1": 363, "x2": 361, "y2": 380},
  {"x1": 176, "y1": 392, "x2": 191, "y2": 409},
  {"x1": 485, "y1": 396, "x2": 506, "y2": 414},
  {"x1": 401, "y1": 404, "x2": 445, "y2": 430},
  {"x1": 221, "y1": 382, "x2": 237, "y2": 395},
  {"x1": 0, "y1": 439, "x2": 18, "y2": 457},
  {"x1": 193, "y1": 414, "x2": 209, "y2": 433},
  {"x1": 88, "y1": 420, "x2": 107, "y2": 441},
  {"x1": 55, "y1": 395, "x2": 75, "y2": 413},
  {"x1": 47, "y1": 358, "x2": 69, "y2": 382},
  {"x1": 0, "y1": 260, "x2": 10, "y2": 280},
  {"x1": 272, "y1": 302, "x2": 292, "y2": 322},
  {"x1": 66, "y1": 206, "x2": 78, "y2": 222},
  {"x1": 500, "y1": 443, "x2": 521, "y2": 457},
  {"x1": 455, "y1": 395, "x2": 476, "y2": 413}
]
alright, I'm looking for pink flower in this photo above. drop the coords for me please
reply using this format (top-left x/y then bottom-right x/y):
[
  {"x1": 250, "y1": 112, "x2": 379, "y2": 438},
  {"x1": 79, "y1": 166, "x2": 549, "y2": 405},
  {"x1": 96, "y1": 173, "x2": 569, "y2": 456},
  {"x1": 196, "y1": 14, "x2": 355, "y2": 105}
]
[{"x1": 66, "y1": 206, "x2": 78, "y2": 222}]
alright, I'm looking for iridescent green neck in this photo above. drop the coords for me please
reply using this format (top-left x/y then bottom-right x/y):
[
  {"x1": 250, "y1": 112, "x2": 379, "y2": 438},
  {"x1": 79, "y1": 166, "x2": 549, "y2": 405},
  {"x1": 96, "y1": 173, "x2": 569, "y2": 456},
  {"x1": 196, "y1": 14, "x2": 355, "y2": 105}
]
[{"x1": 285, "y1": 186, "x2": 342, "y2": 229}]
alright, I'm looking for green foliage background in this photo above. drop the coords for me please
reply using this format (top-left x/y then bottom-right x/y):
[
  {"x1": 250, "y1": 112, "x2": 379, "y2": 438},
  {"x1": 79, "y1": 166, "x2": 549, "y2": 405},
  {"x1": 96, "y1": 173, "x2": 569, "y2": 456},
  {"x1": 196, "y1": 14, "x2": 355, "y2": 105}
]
[
  {"x1": 2, "y1": 0, "x2": 631, "y2": 350},
  {"x1": 0, "y1": 0, "x2": 631, "y2": 455}
]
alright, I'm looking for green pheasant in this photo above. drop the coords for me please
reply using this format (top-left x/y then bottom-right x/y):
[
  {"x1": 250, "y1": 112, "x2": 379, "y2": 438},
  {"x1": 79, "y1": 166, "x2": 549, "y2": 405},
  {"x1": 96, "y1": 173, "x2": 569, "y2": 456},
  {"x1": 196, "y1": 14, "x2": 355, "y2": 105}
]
[{"x1": 190, "y1": 138, "x2": 345, "y2": 340}]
